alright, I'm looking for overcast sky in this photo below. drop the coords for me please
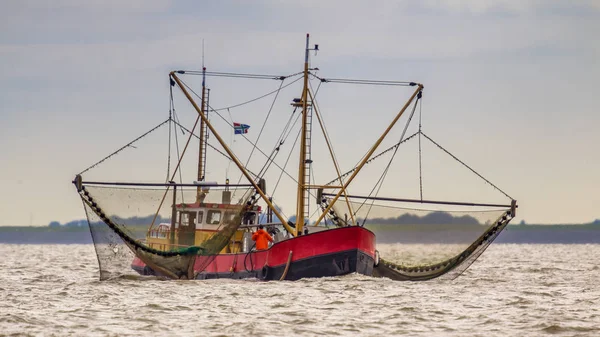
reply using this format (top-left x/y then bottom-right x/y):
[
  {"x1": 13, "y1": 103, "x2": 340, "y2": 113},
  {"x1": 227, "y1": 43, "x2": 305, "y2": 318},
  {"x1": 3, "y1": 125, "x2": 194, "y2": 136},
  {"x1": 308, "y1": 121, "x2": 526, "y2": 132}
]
[{"x1": 1, "y1": 0, "x2": 599, "y2": 226}]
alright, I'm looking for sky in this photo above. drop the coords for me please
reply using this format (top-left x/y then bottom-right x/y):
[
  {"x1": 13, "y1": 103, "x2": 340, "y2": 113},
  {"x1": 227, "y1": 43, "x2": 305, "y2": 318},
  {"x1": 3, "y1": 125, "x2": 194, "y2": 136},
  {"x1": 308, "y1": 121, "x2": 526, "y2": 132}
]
[{"x1": 1, "y1": 0, "x2": 599, "y2": 226}]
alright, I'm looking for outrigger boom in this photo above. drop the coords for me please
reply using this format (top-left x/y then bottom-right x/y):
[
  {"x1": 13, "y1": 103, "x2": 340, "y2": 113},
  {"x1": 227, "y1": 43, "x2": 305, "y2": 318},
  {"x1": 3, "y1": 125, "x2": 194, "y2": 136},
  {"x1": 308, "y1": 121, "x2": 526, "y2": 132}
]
[{"x1": 74, "y1": 33, "x2": 518, "y2": 282}]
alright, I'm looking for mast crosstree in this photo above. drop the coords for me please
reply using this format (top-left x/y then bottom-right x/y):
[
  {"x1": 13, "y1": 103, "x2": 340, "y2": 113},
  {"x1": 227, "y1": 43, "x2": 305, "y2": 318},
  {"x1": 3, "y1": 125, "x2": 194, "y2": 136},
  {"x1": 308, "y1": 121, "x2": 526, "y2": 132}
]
[{"x1": 73, "y1": 33, "x2": 518, "y2": 283}]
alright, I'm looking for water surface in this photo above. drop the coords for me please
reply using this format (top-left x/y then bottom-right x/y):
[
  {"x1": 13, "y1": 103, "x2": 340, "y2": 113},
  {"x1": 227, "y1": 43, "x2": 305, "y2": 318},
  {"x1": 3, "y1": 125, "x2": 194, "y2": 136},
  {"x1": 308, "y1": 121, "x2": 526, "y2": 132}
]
[{"x1": 0, "y1": 244, "x2": 598, "y2": 336}]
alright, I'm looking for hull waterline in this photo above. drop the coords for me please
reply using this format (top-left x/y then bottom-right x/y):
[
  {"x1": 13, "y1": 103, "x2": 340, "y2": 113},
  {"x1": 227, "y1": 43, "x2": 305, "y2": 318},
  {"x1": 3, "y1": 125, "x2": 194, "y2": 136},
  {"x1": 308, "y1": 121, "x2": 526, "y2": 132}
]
[{"x1": 132, "y1": 226, "x2": 376, "y2": 280}]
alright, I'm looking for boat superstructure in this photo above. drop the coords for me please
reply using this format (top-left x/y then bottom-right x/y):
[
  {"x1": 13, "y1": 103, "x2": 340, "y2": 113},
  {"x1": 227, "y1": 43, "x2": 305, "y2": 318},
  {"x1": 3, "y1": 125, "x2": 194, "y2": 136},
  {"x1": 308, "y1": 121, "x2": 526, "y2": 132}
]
[{"x1": 74, "y1": 34, "x2": 517, "y2": 281}]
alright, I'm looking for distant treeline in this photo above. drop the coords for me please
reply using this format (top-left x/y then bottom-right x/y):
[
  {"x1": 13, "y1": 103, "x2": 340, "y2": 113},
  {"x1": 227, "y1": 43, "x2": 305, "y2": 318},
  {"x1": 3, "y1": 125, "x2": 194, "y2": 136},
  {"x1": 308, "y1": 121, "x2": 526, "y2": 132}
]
[
  {"x1": 47, "y1": 214, "x2": 600, "y2": 228},
  {"x1": 363, "y1": 212, "x2": 480, "y2": 225},
  {"x1": 48, "y1": 215, "x2": 170, "y2": 228},
  {"x1": 0, "y1": 214, "x2": 598, "y2": 244}
]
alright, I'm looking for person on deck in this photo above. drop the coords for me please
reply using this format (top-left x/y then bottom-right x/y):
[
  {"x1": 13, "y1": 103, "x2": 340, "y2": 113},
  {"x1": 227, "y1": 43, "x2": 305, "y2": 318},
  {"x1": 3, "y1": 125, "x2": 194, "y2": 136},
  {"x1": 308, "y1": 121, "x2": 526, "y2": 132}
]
[{"x1": 252, "y1": 225, "x2": 273, "y2": 250}]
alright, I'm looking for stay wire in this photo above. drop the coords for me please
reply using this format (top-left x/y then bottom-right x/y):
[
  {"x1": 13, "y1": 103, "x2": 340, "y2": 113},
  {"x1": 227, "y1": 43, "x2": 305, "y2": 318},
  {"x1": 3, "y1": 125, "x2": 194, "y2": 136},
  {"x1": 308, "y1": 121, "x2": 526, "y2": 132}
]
[
  {"x1": 323, "y1": 132, "x2": 419, "y2": 186},
  {"x1": 171, "y1": 109, "x2": 185, "y2": 203},
  {"x1": 166, "y1": 86, "x2": 173, "y2": 182},
  {"x1": 271, "y1": 126, "x2": 302, "y2": 214},
  {"x1": 418, "y1": 97, "x2": 423, "y2": 201},
  {"x1": 78, "y1": 119, "x2": 170, "y2": 175},
  {"x1": 204, "y1": 76, "x2": 302, "y2": 112},
  {"x1": 356, "y1": 95, "x2": 421, "y2": 224},
  {"x1": 420, "y1": 132, "x2": 514, "y2": 200},
  {"x1": 178, "y1": 79, "x2": 304, "y2": 185},
  {"x1": 169, "y1": 119, "x2": 261, "y2": 181},
  {"x1": 176, "y1": 70, "x2": 304, "y2": 81},
  {"x1": 308, "y1": 78, "x2": 348, "y2": 223},
  {"x1": 247, "y1": 109, "x2": 302, "y2": 204},
  {"x1": 226, "y1": 108, "x2": 234, "y2": 180},
  {"x1": 233, "y1": 79, "x2": 286, "y2": 193},
  {"x1": 308, "y1": 72, "x2": 414, "y2": 86}
]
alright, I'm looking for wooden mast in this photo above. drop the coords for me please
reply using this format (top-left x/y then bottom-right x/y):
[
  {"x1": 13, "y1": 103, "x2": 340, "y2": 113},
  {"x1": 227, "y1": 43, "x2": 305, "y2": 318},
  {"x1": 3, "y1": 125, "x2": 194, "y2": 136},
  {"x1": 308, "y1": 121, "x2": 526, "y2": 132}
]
[
  {"x1": 314, "y1": 84, "x2": 424, "y2": 226},
  {"x1": 197, "y1": 67, "x2": 207, "y2": 202},
  {"x1": 295, "y1": 34, "x2": 311, "y2": 236},
  {"x1": 170, "y1": 72, "x2": 296, "y2": 236}
]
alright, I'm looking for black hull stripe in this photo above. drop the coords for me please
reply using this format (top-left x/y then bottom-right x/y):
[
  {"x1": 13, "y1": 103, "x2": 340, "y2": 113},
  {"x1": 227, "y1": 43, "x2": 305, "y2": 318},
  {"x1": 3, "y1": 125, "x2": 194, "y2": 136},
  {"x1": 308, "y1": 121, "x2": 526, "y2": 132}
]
[{"x1": 195, "y1": 249, "x2": 374, "y2": 281}]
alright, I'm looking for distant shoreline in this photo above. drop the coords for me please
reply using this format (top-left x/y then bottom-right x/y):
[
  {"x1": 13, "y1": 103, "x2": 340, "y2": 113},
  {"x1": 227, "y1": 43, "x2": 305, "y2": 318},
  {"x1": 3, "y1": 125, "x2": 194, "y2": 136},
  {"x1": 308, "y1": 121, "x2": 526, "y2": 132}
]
[{"x1": 0, "y1": 224, "x2": 599, "y2": 244}]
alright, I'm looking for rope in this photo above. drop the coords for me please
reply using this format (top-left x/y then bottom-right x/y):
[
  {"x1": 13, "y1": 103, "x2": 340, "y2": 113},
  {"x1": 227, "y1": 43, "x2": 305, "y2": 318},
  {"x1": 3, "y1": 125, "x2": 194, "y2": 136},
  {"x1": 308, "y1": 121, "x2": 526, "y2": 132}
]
[
  {"x1": 79, "y1": 186, "x2": 204, "y2": 257},
  {"x1": 323, "y1": 132, "x2": 419, "y2": 186},
  {"x1": 250, "y1": 105, "x2": 300, "y2": 184},
  {"x1": 376, "y1": 211, "x2": 511, "y2": 280},
  {"x1": 272, "y1": 125, "x2": 302, "y2": 199},
  {"x1": 418, "y1": 97, "x2": 423, "y2": 201},
  {"x1": 177, "y1": 78, "x2": 305, "y2": 186},
  {"x1": 78, "y1": 119, "x2": 170, "y2": 175},
  {"x1": 279, "y1": 251, "x2": 293, "y2": 280},
  {"x1": 233, "y1": 79, "x2": 286, "y2": 193},
  {"x1": 169, "y1": 119, "x2": 262, "y2": 180},
  {"x1": 176, "y1": 70, "x2": 304, "y2": 81},
  {"x1": 244, "y1": 243, "x2": 257, "y2": 272},
  {"x1": 356, "y1": 94, "x2": 421, "y2": 222},
  {"x1": 308, "y1": 79, "x2": 355, "y2": 225},
  {"x1": 309, "y1": 72, "x2": 414, "y2": 86},
  {"x1": 420, "y1": 132, "x2": 513, "y2": 200},
  {"x1": 166, "y1": 85, "x2": 174, "y2": 182},
  {"x1": 171, "y1": 108, "x2": 185, "y2": 202},
  {"x1": 149, "y1": 114, "x2": 201, "y2": 230},
  {"x1": 207, "y1": 76, "x2": 302, "y2": 112},
  {"x1": 226, "y1": 108, "x2": 234, "y2": 180}
]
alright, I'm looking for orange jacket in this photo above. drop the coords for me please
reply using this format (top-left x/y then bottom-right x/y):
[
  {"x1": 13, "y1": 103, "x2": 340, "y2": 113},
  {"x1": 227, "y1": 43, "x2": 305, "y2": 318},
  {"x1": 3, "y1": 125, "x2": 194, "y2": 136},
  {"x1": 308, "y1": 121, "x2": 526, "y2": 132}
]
[{"x1": 252, "y1": 229, "x2": 273, "y2": 250}]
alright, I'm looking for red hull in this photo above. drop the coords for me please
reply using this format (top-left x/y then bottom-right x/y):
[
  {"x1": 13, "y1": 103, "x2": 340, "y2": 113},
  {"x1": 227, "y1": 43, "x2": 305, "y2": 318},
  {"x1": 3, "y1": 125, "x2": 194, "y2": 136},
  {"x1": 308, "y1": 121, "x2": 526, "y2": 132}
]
[{"x1": 132, "y1": 226, "x2": 376, "y2": 280}]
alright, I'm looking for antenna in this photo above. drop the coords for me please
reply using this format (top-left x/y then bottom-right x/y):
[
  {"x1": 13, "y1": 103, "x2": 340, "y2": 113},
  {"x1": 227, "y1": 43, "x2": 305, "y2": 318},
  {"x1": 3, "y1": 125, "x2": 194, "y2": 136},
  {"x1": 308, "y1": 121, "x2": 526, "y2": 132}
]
[
  {"x1": 202, "y1": 39, "x2": 205, "y2": 68},
  {"x1": 308, "y1": 43, "x2": 319, "y2": 56}
]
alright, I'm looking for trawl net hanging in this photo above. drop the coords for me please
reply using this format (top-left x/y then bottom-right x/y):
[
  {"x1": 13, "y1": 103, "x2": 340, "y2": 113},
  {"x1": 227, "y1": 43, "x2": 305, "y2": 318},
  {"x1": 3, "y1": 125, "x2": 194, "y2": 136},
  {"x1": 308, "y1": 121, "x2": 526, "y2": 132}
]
[
  {"x1": 76, "y1": 178, "x2": 254, "y2": 280},
  {"x1": 331, "y1": 197, "x2": 514, "y2": 281}
]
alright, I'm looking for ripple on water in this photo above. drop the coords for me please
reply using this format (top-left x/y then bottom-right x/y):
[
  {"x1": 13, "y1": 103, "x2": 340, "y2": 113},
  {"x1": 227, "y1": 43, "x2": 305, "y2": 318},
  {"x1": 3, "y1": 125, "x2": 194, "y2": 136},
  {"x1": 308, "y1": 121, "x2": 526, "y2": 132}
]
[{"x1": 1, "y1": 244, "x2": 600, "y2": 336}]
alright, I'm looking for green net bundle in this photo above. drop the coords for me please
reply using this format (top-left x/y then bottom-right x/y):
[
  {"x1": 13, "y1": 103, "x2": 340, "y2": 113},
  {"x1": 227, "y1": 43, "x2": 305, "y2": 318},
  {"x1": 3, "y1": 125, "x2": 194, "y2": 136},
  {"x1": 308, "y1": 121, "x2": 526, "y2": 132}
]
[
  {"x1": 331, "y1": 197, "x2": 513, "y2": 280},
  {"x1": 77, "y1": 181, "x2": 253, "y2": 280}
]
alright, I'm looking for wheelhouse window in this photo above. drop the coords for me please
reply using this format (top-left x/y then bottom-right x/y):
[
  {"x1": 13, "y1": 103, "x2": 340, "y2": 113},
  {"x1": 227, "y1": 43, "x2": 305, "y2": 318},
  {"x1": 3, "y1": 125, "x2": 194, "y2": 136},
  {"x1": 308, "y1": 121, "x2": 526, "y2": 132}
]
[
  {"x1": 207, "y1": 210, "x2": 222, "y2": 225},
  {"x1": 179, "y1": 211, "x2": 196, "y2": 227},
  {"x1": 180, "y1": 212, "x2": 189, "y2": 226},
  {"x1": 243, "y1": 212, "x2": 256, "y2": 225},
  {"x1": 224, "y1": 211, "x2": 237, "y2": 224}
]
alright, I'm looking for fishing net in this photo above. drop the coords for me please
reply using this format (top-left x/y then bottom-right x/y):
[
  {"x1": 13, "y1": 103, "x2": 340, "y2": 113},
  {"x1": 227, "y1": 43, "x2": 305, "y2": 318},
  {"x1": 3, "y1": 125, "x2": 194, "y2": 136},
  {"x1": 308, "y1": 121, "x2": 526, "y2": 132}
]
[
  {"x1": 329, "y1": 197, "x2": 514, "y2": 280},
  {"x1": 76, "y1": 178, "x2": 254, "y2": 280}
]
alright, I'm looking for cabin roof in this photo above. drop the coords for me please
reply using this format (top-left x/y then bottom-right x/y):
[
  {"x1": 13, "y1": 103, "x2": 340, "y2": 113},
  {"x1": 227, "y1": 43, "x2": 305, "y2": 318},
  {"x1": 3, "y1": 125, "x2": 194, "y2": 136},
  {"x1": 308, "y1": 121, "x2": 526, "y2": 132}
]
[{"x1": 175, "y1": 202, "x2": 261, "y2": 211}]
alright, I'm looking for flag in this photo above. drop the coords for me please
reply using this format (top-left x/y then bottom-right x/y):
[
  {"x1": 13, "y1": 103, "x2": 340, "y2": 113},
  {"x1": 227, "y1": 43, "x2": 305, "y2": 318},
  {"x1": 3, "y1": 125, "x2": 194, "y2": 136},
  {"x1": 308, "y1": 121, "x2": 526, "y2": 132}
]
[{"x1": 233, "y1": 122, "x2": 250, "y2": 135}]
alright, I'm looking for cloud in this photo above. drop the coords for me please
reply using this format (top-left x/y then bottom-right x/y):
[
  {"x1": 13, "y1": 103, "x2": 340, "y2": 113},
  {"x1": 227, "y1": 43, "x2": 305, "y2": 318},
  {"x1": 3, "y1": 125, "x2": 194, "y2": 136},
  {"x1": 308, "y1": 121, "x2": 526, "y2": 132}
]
[
  {"x1": 4, "y1": 0, "x2": 172, "y2": 13},
  {"x1": 0, "y1": 1, "x2": 599, "y2": 226}
]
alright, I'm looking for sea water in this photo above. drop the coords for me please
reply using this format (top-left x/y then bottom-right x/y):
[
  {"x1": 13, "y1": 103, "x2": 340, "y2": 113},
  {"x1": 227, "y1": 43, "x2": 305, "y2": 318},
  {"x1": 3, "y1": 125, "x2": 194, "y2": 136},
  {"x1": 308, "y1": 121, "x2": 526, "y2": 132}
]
[{"x1": 0, "y1": 244, "x2": 598, "y2": 336}]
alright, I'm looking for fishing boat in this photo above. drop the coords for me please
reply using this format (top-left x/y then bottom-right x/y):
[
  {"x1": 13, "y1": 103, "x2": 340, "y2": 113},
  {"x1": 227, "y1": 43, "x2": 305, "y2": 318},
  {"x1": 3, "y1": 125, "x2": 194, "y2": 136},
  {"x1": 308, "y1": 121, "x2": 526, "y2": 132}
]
[{"x1": 74, "y1": 34, "x2": 517, "y2": 281}]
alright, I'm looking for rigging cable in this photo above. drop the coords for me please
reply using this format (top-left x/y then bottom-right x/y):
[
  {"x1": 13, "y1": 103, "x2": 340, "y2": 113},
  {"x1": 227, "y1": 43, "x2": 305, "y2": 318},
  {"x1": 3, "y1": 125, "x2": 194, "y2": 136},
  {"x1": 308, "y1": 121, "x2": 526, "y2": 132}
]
[
  {"x1": 226, "y1": 108, "x2": 235, "y2": 181},
  {"x1": 177, "y1": 78, "x2": 308, "y2": 186},
  {"x1": 187, "y1": 75, "x2": 302, "y2": 112},
  {"x1": 418, "y1": 95, "x2": 424, "y2": 201},
  {"x1": 169, "y1": 119, "x2": 262, "y2": 179},
  {"x1": 253, "y1": 107, "x2": 301, "y2": 184},
  {"x1": 309, "y1": 72, "x2": 415, "y2": 86},
  {"x1": 149, "y1": 112, "x2": 202, "y2": 230},
  {"x1": 78, "y1": 119, "x2": 170, "y2": 175},
  {"x1": 270, "y1": 126, "x2": 303, "y2": 223},
  {"x1": 271, "y1": 117, "x2": 302, "y2": 195},
  {"x1": 323, "y1": 132, "x2": 419, "y2": 186},
  {"x1": 308, "y1": 78, "x2": 354, "y2": 225},
  {"x1": 171, "y1": 105, "x2": 185, "y2": 203},
  {"x1": 420, "y1": 132, "x2": 513, "y2": 200},
  {"x1": 166, "y1": 84, "x2": 173, "y2": 182},
  {"x1": 176, "y1": 70, "x2": 304, "y2": 81},
  {"x1": 356, "y1": 92, "x2": 421, "y2": 224},
  {"x1": 233, "y1": 79, "x2": 286, "y2": 195}
]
